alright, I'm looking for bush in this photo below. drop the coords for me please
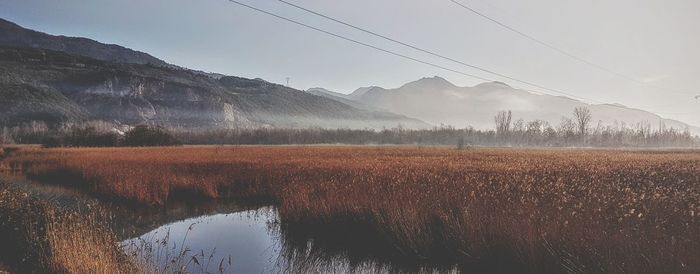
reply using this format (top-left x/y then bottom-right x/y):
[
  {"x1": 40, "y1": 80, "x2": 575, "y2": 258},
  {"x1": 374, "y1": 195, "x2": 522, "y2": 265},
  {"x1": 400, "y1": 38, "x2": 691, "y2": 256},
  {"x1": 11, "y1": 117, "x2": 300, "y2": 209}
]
[
  {"x1": 66, "y1": 127, "x2": 120, "y2": 147},
  {"x1": 122, "y1": 125, "x2": 180, "y2": 147}
]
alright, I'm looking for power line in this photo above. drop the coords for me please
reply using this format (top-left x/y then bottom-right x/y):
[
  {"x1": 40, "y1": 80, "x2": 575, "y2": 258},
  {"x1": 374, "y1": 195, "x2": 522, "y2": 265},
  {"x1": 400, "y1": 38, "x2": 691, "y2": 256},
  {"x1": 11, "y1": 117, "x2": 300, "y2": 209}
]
[
  {"x1": 276, "y1": 0, "x2": 697, "y2": 115},
  {"x1": 447, "y1": 0, "x2": 696, "y2": 96},
  {"x1": 276, "y1": 0, "x2": 592, "y2": 102},
  {"x1": 225, "y1": 0, "x2": 685, "y2": 115},
  {"x1": 226, "y1": 0, "x2": 494, "y2": 83}
]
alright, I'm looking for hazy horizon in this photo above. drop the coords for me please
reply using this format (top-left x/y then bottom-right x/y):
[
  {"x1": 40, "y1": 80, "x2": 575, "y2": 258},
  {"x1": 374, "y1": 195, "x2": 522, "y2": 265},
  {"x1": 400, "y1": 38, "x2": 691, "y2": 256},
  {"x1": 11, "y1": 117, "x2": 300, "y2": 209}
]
[{"x1": 2, "y1": 0, "x2": 698, "y2": 126}]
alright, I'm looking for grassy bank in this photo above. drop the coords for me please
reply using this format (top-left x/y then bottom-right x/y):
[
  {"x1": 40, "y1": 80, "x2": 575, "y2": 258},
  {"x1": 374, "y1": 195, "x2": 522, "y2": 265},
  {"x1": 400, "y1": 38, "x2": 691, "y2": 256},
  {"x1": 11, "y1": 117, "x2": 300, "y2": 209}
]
[
  {"x1": 0, "y1": 182, "x2": 133, "y2": 273},
  {"x1": 4, "y1": 146, "x2": 700, "y2": 272}
]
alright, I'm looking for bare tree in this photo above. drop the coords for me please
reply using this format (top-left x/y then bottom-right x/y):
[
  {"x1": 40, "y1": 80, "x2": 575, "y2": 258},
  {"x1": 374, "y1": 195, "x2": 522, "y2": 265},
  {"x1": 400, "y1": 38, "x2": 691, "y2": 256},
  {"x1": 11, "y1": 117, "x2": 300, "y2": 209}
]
[
  {"x1": 494, "y1": 110, "x2": 512, "y2": 136},
  {"x1": 636, "y1": 121, "x2": 652, "y2": 141},
  {"x1": 558, "y1": 117, "x2": 576, "y2": 144},
  {"x1": 573, "y1": 107, "x2": 593, "y2": 142}
]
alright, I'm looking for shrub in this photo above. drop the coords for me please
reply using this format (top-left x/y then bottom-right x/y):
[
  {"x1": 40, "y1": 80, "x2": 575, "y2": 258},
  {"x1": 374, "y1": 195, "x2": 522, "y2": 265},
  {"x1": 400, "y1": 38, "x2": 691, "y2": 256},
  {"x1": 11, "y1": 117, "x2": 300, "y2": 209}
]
[
  {"x1": 65, "y1": 127, "x2": 120, "y2": 147},
  {"x1": 122, "y1": 125, "x2": 180, "y2": 147}
]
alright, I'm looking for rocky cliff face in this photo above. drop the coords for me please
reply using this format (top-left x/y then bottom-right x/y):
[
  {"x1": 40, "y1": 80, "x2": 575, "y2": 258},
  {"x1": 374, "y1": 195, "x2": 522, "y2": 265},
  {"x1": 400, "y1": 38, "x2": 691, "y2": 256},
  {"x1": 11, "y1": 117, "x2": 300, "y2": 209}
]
[{"x1": 0, "y1": 47, "x2": 427, "y2": 129}]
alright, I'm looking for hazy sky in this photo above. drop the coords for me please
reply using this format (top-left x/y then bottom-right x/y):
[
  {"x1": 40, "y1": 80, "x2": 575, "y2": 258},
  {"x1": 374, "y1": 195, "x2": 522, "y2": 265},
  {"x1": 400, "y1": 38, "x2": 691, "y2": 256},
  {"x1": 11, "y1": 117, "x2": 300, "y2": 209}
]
[{"x1": 2, "y1": 0, "x2": 699, "y2": 125}]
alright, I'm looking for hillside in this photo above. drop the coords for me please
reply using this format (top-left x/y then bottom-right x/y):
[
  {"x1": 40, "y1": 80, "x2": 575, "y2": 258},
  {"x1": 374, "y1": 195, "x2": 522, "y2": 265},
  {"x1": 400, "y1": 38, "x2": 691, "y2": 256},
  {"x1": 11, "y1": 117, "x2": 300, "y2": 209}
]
[
  {"x1": 0, "y1": 18, "x2": 168, "y2": 66},
  {"x1": 0, "y1": 47, "x2": 426, "y2": 129}
]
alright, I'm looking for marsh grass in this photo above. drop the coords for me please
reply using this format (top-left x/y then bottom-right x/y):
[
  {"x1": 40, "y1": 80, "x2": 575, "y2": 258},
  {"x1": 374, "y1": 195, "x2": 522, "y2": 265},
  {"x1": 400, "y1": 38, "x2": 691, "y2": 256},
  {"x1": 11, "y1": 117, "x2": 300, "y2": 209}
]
[
  {"x1": 0, "y1": 184, "x2": 134, "y2": 273},
  {"x1": 4, "y1": 146, "x2": 700, "y2": 273},
  {"x1": 43, "y1": 209, "x2": 133, "y2": 273}
]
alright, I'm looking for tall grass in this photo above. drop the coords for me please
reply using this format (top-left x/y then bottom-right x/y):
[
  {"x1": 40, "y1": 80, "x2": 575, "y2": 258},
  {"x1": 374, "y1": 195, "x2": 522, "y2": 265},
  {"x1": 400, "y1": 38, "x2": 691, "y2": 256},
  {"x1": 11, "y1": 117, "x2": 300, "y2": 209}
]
[
  {"x1": 43, "y1": 209, "x2": 132, "y2": 273},
  {"x1": 5, "y1": 146, "x2": 700, "y2": 272},
  {"x1": 0, "y1": 184, "x2": 134, "y2": 273}
]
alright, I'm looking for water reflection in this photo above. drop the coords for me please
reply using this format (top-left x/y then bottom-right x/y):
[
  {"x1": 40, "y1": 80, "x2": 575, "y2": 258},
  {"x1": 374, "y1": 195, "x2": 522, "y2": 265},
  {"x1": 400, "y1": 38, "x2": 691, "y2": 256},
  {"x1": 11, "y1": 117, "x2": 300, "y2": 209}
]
[
  {"x1": 123, "y1": 207, "x2": 281, "y2": 273},
  {"x1": 124, "y1": 207, "x2": 460, "y2": 274}
]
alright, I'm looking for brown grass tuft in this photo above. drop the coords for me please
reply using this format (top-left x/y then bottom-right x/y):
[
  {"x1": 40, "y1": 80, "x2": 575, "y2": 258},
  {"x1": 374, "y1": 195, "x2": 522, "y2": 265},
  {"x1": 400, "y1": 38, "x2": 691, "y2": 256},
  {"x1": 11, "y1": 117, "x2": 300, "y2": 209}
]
[
  {"x1": 43, "y1": 210, "x2": 133, "y2": 273},
  {"x1": 0, "y1": 184, "x2": 134, "y2": 273}
]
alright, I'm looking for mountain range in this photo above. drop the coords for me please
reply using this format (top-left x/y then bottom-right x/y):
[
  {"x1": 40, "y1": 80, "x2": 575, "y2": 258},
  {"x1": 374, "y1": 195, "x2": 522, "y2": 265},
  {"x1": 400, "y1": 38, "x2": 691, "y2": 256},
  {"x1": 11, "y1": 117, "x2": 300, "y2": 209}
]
[
  {"x1": 309, "y1": 77, "x2": 700, "y2": 135},
  {"x1": 0, "y1": 18, "x2": 426, "y2": 129}
]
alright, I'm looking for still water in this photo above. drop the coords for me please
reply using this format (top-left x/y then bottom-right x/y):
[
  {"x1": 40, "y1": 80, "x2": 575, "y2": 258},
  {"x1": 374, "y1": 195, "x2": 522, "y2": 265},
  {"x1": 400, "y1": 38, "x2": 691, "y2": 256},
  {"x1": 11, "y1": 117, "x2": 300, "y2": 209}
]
[
  {"x1": 122, "y1": 206, "x2": 459, "y2": 274},
  {"x1": 122, "y1": 207, "x2": 284, "y2": 273}
]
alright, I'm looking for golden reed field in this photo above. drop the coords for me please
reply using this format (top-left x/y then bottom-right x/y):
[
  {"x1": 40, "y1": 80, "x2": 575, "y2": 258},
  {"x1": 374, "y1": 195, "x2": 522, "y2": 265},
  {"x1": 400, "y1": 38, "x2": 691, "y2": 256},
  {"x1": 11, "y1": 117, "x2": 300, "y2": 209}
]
[{"x1": 2, "y1": 146, "x2": 700, "y2": 273}]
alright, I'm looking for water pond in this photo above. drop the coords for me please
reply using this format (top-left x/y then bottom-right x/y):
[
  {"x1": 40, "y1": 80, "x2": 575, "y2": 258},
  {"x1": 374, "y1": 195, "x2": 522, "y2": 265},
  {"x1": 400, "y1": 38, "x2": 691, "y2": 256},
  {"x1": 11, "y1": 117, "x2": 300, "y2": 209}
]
[
  {"x1": 121, "y1": 207, "x2": 428, "y2": 273},
  {"x1": 122, "y1": 207, "x2": 283, "y2": 273}
]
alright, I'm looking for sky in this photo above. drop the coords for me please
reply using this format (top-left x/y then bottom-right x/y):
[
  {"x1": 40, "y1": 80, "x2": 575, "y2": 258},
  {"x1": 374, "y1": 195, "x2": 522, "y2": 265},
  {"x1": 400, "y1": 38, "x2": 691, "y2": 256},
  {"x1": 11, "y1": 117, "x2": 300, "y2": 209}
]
[{"x1": 1, "y1": 0, "x2": 699, "y2": 125}]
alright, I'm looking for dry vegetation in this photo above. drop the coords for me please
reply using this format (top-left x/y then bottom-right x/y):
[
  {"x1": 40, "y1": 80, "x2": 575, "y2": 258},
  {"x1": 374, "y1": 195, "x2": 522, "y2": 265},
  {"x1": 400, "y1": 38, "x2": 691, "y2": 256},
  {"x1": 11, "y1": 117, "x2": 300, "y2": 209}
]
[
  {"x1": 0, "y1": 184, "x2": 133, "y2": 273},
  {"x1": 3, "y1": 146, "x2": 700, "y2": 273}
]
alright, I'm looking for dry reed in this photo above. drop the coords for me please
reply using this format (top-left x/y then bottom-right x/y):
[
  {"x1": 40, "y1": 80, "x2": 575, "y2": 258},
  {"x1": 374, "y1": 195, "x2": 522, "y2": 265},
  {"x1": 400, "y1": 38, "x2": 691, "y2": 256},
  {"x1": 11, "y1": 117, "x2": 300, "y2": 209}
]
[
  {"x1": 4, "y1": 146, "x2": 700, "y2": 272},
  {"x1": 0, "y1": 184, "x2": 134, "y2": 273}
]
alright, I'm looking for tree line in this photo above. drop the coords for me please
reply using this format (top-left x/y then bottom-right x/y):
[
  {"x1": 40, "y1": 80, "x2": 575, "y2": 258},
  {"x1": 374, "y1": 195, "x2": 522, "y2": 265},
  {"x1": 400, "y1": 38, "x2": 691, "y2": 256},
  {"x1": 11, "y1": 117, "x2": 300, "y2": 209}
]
[
  {"x1": 0, "y1": 107, "x2": 697, "y2": 147},
  {"x1": 490, "y1": 107, "x2": 696, "y2": 147},
  {"x1": 0, "y1": 123, "x2": 179, "y2": 147},
  {"x1": 171, "y1": 107, "x2": 698, "y2": 147}
]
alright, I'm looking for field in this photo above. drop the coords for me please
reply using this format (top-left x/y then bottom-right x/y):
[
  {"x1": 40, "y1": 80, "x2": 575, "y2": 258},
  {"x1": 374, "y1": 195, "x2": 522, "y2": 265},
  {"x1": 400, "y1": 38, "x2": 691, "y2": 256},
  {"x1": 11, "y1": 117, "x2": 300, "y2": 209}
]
[{"x1": 2, "y1": 146, "x2": 700, "y2": 273}]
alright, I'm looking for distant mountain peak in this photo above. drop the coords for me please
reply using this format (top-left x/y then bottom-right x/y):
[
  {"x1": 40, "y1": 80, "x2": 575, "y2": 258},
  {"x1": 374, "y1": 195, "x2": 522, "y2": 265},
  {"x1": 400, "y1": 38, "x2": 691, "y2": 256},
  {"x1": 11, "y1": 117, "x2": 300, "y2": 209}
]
[
  {"x1": 400, "y1": 76, "x2": 456, "y2": 90},
  {"x1": 475, "y1": 81, "x2": 512, "y2": 89},
  {"x1": 606, "y1": 103, "x2": 628, "y2": 108},
  {"x1": 350, "y1": 86, "x2": 381, "y2": 98},
  {"x1": 307, "y1": 87, "x2": 350, "y2": 99}
]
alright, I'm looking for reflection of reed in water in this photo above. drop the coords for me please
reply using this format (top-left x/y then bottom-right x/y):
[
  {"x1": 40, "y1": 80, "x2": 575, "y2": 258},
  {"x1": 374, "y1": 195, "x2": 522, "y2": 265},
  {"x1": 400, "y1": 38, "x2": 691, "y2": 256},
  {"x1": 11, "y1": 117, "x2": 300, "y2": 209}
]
[
  {"x1": 272, "y1": 210, "x2": 593, "y2": 274},
  {"x1": 123, "y1": 207, "x2": 278, "y2": 274},
  {"x1": 273, "y1": 213, "x2": 464, "y2": 274},
  {"x1": 122, "y1": 222, "x2": 233, "y2": 274}
]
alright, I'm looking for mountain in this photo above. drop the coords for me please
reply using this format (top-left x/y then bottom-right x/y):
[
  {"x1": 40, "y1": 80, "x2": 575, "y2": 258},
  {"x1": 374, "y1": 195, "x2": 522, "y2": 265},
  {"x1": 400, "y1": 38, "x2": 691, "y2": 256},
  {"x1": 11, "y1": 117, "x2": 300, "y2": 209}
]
[
  {"x1": 0, "y1": 18, "x2": 428, "y2": 129},
  {"x1": 306, "y1": 88, "x2": 373, "y2": 110},
  {"x1": 0, "y1": 18, "x2": 168, "y2": 67},
  {"x1": 0, "y1": 46, "x2": 426, "y2": 129},
  {"x1": 338, "y1": 76, "x2": 700, "y2": 134},
  {"x1": 306, "y1": 87, "x2": 351, "y2": 100},
  {"x1": 307, "y1": 86, "x2": 382, "y2": 102},
  {"x1": 348, "y1": 86, "x2": 383, "y2": 99}
]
